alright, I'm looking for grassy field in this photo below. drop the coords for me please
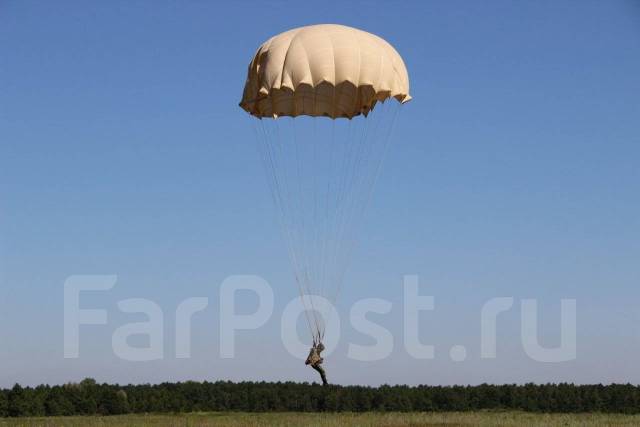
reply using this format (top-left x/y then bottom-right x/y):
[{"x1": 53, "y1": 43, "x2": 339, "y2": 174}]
[{"x1": 1, "y1": 412, "x2": 640, "y2": 427}]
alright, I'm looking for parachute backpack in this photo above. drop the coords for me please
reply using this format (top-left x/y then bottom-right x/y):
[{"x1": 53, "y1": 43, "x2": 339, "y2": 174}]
[{"x1": 240, "y1": 24, "x2": 411, "y2": 384}]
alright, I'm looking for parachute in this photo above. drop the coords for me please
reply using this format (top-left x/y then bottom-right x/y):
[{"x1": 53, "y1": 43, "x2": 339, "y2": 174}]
[{"x1": 240, "y1": 24, "x2": 411, "y2": 346}]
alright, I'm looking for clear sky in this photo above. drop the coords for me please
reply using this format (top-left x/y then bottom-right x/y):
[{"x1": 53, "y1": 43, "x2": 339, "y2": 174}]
[{"x1": 1, "y1": 1, "x2": 639, "y2": 387}]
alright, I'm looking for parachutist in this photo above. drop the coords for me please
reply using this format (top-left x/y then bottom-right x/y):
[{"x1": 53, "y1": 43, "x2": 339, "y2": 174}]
[{"x1": 305, "y1": 342, "x2": 328, "y2": 386}]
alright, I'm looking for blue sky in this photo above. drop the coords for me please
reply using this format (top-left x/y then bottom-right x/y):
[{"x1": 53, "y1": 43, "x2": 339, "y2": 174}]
[{"x1": 1, "y1": 0, "x2": 639, "y2": 387}]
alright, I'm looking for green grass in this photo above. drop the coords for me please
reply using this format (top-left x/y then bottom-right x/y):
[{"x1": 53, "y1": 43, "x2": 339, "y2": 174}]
[{"x1": 2, "y1": 412, "x2": 640, "y2": 427}]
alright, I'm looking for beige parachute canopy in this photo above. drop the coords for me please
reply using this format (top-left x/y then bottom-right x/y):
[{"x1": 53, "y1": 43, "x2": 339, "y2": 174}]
[{"x1": 240, "y1": 24, "x2": 411, "y2": 119}]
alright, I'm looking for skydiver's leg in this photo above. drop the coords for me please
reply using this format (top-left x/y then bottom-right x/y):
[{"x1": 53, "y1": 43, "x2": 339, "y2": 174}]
[
  {"x1": 319, "y1": 366, "x2": 328, "y2": 386},
  {"x1": 312, "y1": 364, "x2": 328, "y2": 386}
]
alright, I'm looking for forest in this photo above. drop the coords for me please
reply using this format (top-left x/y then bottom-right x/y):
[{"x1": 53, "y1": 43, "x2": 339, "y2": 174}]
[{"x1": 1, "y1": 379, "x2": 639, "y2": 417}]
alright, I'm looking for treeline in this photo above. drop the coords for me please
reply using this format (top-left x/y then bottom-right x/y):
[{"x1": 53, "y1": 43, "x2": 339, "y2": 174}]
[{"x1": 1, "y1": 379, "x2": 639, "y2": 417}]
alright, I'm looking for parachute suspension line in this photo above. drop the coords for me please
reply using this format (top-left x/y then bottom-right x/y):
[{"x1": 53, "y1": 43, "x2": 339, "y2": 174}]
[
  {"x1": 335, "y1": 108, "x2": 376, "y2": 302},
  {"x1": 269, "y1": 119, "x2": 316, "y2": 340},
  {"x1": 252, "y1": 100, "x2": 402, "y2": 346},
  {"x1": 316, "y1": 116, "x2": 337, "y2": 343},
  {"x1": 314, "y1": 102, "x2": 372, "y2": 341},
  {"x1": 331, "y1": 101, "x2": 403, "y2": 305},
  {"x1": 305, "y1": 90, "x2": 320, "y2": 345},
  {"x1": 295, "y1": 118, "x2": 324, "y2": 345},
  {"x1": 310, "y1": 117, "x2": 323, "y2": 343},
  {"x1": 319, "y1": 112, "x2": 361, "y2": 342},
  {"x1": 254, "y1": 118, "x2": 315, "y2": 341},
  {"x1": 294, "y1": 116, "x2": 322, "y2": 344},
  {"x1": 328, "y1": 105, "x2": 373, "y2": 302},
  {"x1": 316, "y1": 116, "x2": 337, "y2": 342}
]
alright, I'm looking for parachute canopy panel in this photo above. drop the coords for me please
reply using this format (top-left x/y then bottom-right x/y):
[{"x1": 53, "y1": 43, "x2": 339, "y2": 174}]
[{"x1": 240, "y1": 24, "x2": 411, "y2": 119}]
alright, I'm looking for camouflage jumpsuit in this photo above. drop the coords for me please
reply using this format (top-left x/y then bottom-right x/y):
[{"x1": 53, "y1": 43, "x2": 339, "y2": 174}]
[{"x1": 305, "y1": 343, "x2": 328, "y2": 385}]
